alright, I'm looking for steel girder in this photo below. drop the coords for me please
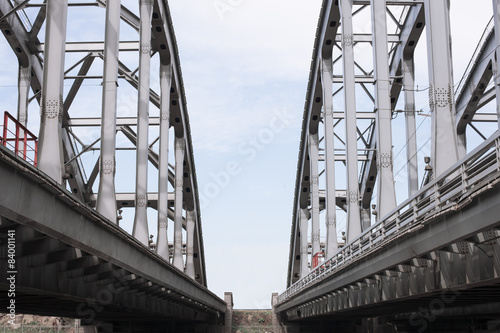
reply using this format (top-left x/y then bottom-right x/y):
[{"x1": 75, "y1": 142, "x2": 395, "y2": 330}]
[{"x1": 0, "y1": 0, "x2": 207, "y2": 286}]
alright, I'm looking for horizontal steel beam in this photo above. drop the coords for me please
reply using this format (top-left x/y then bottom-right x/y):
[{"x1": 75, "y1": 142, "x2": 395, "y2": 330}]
[
  {"x1": 332, "y1": 75, "x2": 374, "y2": 83},
  {"x1": 354, "y1": 0, "x2": 423, "y2": 4},
  {"x1": 318, "y1": 154, "x2": 369, "y2": 161},
  {"x1": 37, "y1": 41, "x2": 139, "y2": 52},
  {"x1": 334, "y1": 34, "x2": 400, "y2": 43},
  {"x1": 67, "y1": 117, "x2": 161, "y2": 126}
]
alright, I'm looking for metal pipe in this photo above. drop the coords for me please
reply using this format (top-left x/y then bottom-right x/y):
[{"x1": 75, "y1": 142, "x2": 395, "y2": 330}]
[
  {"x1": 96, "y1": 0, "x2": 121, "y2": 222},
  {"x1": 37, "y1": 0, "x2": 68, "y2": 184},
  {"x1": 340, "y1": 0, "x2": 362, "y2": 242},
  {"x1": 156, "y1": 63, "x2": 172, "y2": 260},
  {"x1": 132, "y1": 0, "x2": 153, "y2": 245}
]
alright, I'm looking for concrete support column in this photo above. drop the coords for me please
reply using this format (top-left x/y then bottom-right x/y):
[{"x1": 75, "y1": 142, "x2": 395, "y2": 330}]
[
  {"x1": 96, "y1": 0, "x2": 121, "y2": 223},
  {"x1": 402, "y1": 59, "x2": 419, "y2": 196},
  {"x1": 271, "y1": 293, "x2": 283, "y2": 333},
  {"x1": 308, "y1": 133, "x2": 320, "y2": 258},
  {"x1": 493, "y1": 0, "x2": 500, "y2": 128},
  {"x1": 321, "y1": 58, "x2": 338, "y2": 259},
  {"x1": 424, "y1": 0, "x2": 459, "y2": 177},
  {"x1": 173, "y1": 137, "x2": 185, "y2": 270},
  {"x1": 132, "y1": 0, "x2": 153, "y2": 245},
  {"x1": 185, "y1": 210, "x2": 195, "y2": 278},
  {"x1": 299, "y1": 208, "x2": 309, "y2": 278},
  {"x1": 37, "y1": 0, "x2": 68, "y2": 184},
  {"x1": 340, "y1": 0, "x2": 361, "y2": 242},
  {"x1": 156, "y1": 63, "x2": 172, "y2": 260},
  {"x1": 371, "y1": 0, "x2": 396, "y2": 218},
  {"x1": 224, "y1": 292, "x2": 233, "y2": 333}
]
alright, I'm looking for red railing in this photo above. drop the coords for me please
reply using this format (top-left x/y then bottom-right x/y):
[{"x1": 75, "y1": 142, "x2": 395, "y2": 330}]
[
  {"x1": 312, "y1": 252, "x2": 325, "y2": 269},
  {"x1": 1, "y1": 111, "x2": 38, "y2": 166}
]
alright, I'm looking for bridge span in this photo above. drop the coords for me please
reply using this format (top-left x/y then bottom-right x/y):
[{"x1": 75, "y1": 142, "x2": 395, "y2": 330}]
[
  {"x1": 275, "y1": 0, "x2": 500, "y2": 331},
  {"x1": 0, "y1": 0, "x2": 228, "y2": 331}
]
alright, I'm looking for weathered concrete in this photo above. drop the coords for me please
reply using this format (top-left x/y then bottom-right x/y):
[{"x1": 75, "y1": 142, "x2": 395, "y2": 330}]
[{"x1": 224, "y1": 292, "x2": 233, "y2": 333}]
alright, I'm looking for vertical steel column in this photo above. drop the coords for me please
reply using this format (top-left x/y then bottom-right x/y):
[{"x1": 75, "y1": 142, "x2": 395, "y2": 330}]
[
  {"x1": 37, "y1": 0, "x2": 68, "y2": 184},
  {"x1": 299, "y1": 208, "x2": 309, "y2": 278},
  {"x1": 492, "y1": 0, "x2": 500, "y2": 127},
  {"x1": 96, "y1": 0, "x2": 121, "y2": 223},
  {"x1": 185, "y1": 210, "x2": 195, "y2": 278},
  {"x1": 371, "y1": 0, "x2": 396, "y2": 218},
  {"x1": 403, "y1": 59, "x2": 419, "y2": 196},
  {"x1": 321, "y1": 58, "x2": 338, "y2": 258},
  {"x1": 132, "y1": 0, "x2": 153, "y2": 245},
  {"x1": 308, "y1": 133, "x2": 320, "y2": 257},
  {"x1": 340, "y1": 0, "x2": 361, "y2": 242},
  {"x1": 424, "y1": 0, "x2": 459, "y2": 177},
  {"x1": 17, "y1": 65, "x2": 30, "y2": 126},
  {"x1": 173, "y1": 137, "x2": 185, "y2": 270},
  {"x1": 156, "y1": 63, "x2": 172, "y2": 260},
  {"x1": 457, "y1": 129, "x2": 467, "y2": 159},
  {"x1": 17, "y1": 65, "x2": 30, "y2": 161}
]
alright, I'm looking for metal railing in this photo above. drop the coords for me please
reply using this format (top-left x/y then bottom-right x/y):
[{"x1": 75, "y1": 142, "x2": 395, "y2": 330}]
[
  {"x1": 278, "y1": 130, "x2": 500, "y2": 304},
  {"x1": 1, "y1": 111, "x2": 38, "y2": 166},
  {"x1": 0, "y1": 325, "x2": 76, "y2": 333}
]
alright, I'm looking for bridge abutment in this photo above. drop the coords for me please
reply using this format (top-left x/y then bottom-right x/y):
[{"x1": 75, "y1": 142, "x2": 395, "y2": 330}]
[{"x1": 224, "y1": 292, "x2": 233, "y2": 333}]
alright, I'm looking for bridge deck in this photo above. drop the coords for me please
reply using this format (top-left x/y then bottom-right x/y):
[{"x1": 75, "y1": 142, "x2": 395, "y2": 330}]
[
  {"x1": 0, "y1": 144, "x2": 225, "y2": 326},
  {"x1": 276, "y1": 130, "x2": 500, "y2": 321}
]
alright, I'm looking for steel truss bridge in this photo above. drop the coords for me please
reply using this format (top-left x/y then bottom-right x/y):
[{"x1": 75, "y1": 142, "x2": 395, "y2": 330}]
[
  {"x1": 2, "y1": 0, "x2": 500, "y2": 332},
  {"x1": 275, "y1": 0, "x2": 500, "y2": 331},
  {"x1": 0, "y1": 0, "x2": 226, "y2": 332}
]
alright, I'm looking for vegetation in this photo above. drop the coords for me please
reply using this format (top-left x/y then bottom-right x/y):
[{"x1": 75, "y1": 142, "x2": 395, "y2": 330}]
[{"x1": 232, "y1": 310, "x2": 274, "y2": 333}]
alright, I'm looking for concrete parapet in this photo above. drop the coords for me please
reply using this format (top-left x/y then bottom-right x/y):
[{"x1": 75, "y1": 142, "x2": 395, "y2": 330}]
[{"x1": 224, "y1": 292, "x2": 233, "y2": 333}]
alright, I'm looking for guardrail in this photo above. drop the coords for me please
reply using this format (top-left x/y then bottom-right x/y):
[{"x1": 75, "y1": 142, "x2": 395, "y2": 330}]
[
  {"x1": 278, "y1": 130, "x2": 500, "y2": 304},
  {"x1": 1, "y1": 111, "x2": 38, "y2": 166}
]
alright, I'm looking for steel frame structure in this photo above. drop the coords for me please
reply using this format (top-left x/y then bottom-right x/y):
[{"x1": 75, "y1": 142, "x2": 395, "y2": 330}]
[
  {"x1": 286, "y1": 0, "x2": 500, "y2": 291},
  {"x1": 0, "y1": 0, "x2": 207, "y2": 285},
  {"x1": 279, "y1": 129, "x2": 500, "y2": 307}
]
